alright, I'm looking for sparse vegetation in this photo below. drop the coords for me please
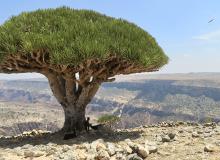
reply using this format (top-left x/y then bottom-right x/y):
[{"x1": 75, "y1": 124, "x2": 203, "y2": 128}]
[{"x1": 97, "y1": 114, "x2": 120, "y2": 128}]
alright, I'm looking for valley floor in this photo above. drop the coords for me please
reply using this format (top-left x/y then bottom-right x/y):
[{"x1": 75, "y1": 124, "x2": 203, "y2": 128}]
[{"x1": 0, "y1": 122, "x2": 220, "y2": 160}]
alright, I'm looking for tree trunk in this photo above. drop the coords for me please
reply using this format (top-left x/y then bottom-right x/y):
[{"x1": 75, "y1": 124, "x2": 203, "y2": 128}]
[
  {"x1": 62, "y1": 104, "x2": 86, "y2": 133},
  {"x1": 46, "y1": 72, "x2": 100, "y2": 134}
]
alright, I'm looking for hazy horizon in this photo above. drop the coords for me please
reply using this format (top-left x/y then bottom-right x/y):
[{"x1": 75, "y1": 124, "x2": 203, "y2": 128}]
[{"x1": 1, "y1": 72, "x2": 220, "y2": 80}]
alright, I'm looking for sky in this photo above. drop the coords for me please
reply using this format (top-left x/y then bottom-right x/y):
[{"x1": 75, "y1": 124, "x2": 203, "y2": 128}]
[{"x1": 0, "y1": 0, "x2": 220, "y2": 79}]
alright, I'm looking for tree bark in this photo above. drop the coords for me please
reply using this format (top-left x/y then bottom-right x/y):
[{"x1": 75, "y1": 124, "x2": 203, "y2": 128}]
[
  {"x1": 62, "y1": 104, "x2": 86, "y2": 132},
  {"x1": 46, "y1": 72, "x2": 100, "y2": 133}
]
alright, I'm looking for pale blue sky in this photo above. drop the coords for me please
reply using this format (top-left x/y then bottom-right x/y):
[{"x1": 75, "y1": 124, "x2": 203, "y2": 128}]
[{"x1": 0, "y1": 0, "x2": 220, "y2": 79}]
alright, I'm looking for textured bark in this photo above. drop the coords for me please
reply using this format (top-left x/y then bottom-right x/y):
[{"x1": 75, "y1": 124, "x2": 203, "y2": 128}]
[
  {"x1": 46, "y1": 73, "x2": 100, "y2": 132},
  {"x1": 63, "y1": 104, "x2": 86, "y2": 132}
]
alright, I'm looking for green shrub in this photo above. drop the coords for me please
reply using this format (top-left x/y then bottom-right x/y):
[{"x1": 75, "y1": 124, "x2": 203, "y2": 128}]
[{"x1": 97, "y1": 114, "x2": 120, "y2": 127}]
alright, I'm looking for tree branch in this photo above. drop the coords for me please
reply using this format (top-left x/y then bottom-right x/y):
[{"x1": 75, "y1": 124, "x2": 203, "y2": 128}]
[{"x1": 46, "y1": 72, "x2": 68, "y2": 107}]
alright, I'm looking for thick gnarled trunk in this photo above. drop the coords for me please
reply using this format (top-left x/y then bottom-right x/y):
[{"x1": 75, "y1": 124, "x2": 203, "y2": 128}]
[
  {"x1": 63, "y1": 104, "x2": 86, "y2": 132},
  {"x1": 46, "y1": 72, "x2": 99, "y2": 133}
]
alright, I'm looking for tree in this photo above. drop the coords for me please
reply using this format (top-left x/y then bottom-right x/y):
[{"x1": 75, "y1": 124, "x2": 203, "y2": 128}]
[{"x1": 0, "y1": 7, "x2": 168, "y2": 133}]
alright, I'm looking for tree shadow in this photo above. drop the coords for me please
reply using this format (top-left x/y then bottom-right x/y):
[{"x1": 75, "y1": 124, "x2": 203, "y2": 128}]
[{"x1": 0, "y1": 129, "x2": 144, "y2": 149}]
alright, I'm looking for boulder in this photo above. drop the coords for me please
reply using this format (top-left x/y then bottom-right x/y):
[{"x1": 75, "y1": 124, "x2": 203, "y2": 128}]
[
  {"x1": 161, "y1": 135, "x2": 171, "y2": 142},
  {"x1": 74, "y1": 149, "x2": 87, "y2": 160},
  {"x1": 136, "y1": 144, "x2": 149, "y2": 158},
  {"x1": 60, "y1": 150, "x2": 77, "y2": 160},
  {"x1": 204, "y1": 144, "x2": 216, "y2": 152},
  {"x1": 192, "y1": 132, "x2": 200, "y2": 138},
  {"x1": 95, "y1": 149, "x2": 110, "y2": 160},
  {"x1": 34, "y1": 151, "x2": 44, "y2": 157},
  {"x1": 127, "y1": 153, "x2": 143, "y2": 160},
  {"x1": 62, "y1": 145, "x2": 71, "y2": 152},
  {"x1": 145, "y1": 141, "x2": 158, "y2": 154},
  {"x1": 122, "y1": 144, "x2": 133, "y2": 154},
  {"x1": 125, "y1": 139, "x2": 149, "y2": 158},
  {"x1": 197, "y1": 130, "x2": 203, "y2": 134},
  {"x1": 106, "y1": 142, "x2": 116, "y2": 156},
  {"x1": 168, "y1": 133, "x2": 176, "y2": 139},
  {"x1": 24, "y1": 150, "x2": 44, "y2": 158},
  {"x1": 91, "y1": 139, "x2": 107, "y2": 151},
  {"x1": 147, "y1": 145, "x2": 157, "y2": 154},
  {"x1": 114, "y1": 153, "x2": 126, "y2": 160}
]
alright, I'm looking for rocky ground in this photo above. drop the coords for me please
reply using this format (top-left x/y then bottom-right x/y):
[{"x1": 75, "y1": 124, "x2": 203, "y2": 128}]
[{"x1": 0, "y1": 122, "x2": 220, "y2": 160}]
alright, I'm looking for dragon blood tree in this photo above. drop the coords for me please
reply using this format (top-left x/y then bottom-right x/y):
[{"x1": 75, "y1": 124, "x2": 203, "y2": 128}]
[{"x1": 0, "y1": 7, "x2": 168, "y2": 133}]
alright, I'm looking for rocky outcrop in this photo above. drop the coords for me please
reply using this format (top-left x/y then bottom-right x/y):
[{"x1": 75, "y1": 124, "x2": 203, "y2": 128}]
[{"x1": 0, "y1": 122, "x2": 219, "y2": 160}]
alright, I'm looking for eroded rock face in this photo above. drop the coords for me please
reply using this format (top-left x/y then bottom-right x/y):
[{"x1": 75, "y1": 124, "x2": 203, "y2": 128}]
[{"x1": 0, "y1": 122, "x2": 220, "y2": 160}]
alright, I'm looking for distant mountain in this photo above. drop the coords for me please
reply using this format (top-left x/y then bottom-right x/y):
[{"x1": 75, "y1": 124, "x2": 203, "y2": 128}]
[{"x1": 1, "y1": 72, "x2": 220, "y2": 135}]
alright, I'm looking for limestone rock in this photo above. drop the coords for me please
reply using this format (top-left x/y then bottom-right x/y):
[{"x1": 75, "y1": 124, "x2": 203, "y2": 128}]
[
  {"x1": 145, "y1": 141, "x2": 158, "y2": 154},
  {"x1": 74, "y1": 149, "x2": 87, "y2": 160},
  {"x1": 95, "y1": 149, "x2": 110, "y2": 160},
  {"x1": 24, "y1": 150, "x2": 44, "y2": 158},
  {"x1": 192, "y1": 132, "x2": 200, "y2": 138},
  {"x1": 62, "y1": 145, "x2": 71, "y2": 152},
  {"x1": 204, "y1": 122, "x2": 216, "y2": 128},
  {"x1": 136, "y1": 144, "x2": 149, "y2": 158},
  {"x1": 168, "y1": 133, "x2": 176, "y2": 139},
  {"x1": 106, "y1": 142, "x2": 116, "y2": 156},
  {"x1": 161, "y1": 135, "x2": 171, "y2": 142},
  {"x1": 215, "y1": 140, "x2": 220, "y2": 146},
  {"x1": 34, "y1": 151, "x2": 45, "y2": 157},
  {"x1": 60, "y1": 150, "x2": 77, "y2": 160},
  {"x1": 197, "y1": 130, "x2": 203, "y2": 134},
  {"x1": 147, "y1": 145, "x2": 157, "y2": 154},
  {"x1": 158, "y1": 150, "x2": 171, "y2": 156},
  {"x1": 127, "y1": 153, "x2": 143, "y2": 160},
  {"x1": 114, "y1": 144, "x2": 124, "y2": 154},
  {"x1": 122, "y1": 144, "x2": 133, "y2": 154},
  {"x1": 204, "y1": 144, "x2": 216, "y2": 152},
  {"x1": 125, "y1": 140, "x2": 149, "y2": 158},
  {"x1": 114, "y1": 153, "x2": 126, "y2": 160},
  {"x1": 1, "y1": 121, "x2": 220, "y2": 160},
  {"x1": 91, "y1": 139, "x2": 107, "y2": 152},
  {"x1": 21, "y1": 144, "x2": 33, "y2": 149},
  {"x1": 204, "y1": 133, "x2": 213, "y2": 138},
  {"x1": 79, "y1": 143, "x2": 90, "y2": 151}
]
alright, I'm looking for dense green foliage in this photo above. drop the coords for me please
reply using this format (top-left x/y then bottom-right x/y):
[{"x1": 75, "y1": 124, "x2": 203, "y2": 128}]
[
  {"x1": 97, "y1": 114, "x2": 120, "y2": 124},
  {"x1": 0, "y1": 7, "x2": 168, "y2": 67}
]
